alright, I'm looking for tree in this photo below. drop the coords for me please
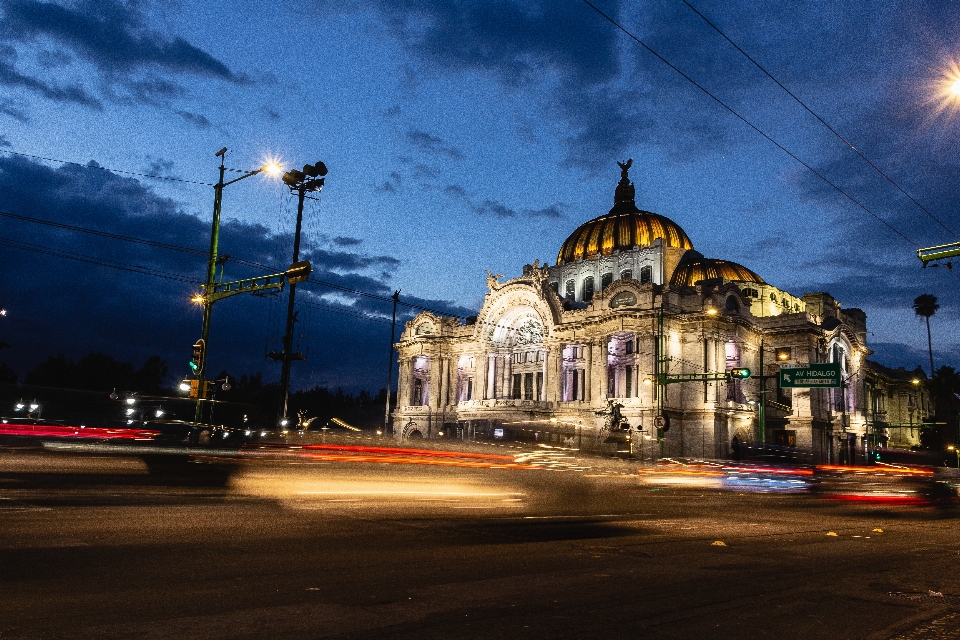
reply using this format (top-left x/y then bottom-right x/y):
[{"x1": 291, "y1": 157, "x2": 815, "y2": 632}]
[{"x1": 913, "y1": 294, "x2": 939, "y2": 378}]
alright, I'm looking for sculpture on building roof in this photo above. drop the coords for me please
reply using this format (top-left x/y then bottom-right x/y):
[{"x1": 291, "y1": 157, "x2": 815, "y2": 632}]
[
  {"x1": 485, "y1": 269, "x2": 504, "y2": 291},
  {"x1": 617, "y1": 158, "x2": 632, "y2": 180}
]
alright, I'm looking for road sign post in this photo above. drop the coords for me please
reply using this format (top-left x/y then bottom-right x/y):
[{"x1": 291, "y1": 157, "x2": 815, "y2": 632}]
[{"x1": 779, "y1": 363, "x2": 841, "y2": 388}]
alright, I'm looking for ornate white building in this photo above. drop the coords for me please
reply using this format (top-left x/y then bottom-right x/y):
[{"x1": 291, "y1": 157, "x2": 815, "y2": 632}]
[{"x1": 391, "y1": 161, "x2": 885, "y2": 463}]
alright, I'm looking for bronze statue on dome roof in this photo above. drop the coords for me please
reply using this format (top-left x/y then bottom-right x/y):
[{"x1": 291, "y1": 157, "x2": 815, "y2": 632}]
[{"x1": 617, "y1": 158, "x2": 632, "y2": 181}]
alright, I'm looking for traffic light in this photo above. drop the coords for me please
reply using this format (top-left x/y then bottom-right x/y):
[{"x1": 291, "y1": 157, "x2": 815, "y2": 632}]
[
  {"x1": 728, "y1": 368, "x2": 751, "y2": 379},
  {"x1": 189, "y1": 339, "x2": 205, "y2": 375}
]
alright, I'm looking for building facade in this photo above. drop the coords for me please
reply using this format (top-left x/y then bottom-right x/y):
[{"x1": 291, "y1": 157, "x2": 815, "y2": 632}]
[{"x1": 391, "y1": 161, "x2": 903, "y2": 463}]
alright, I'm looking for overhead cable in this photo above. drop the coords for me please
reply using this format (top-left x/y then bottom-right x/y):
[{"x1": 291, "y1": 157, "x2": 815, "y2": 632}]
[
  {"x1": 680, "y1": 0, "x2": 959, "y2": 240},
  {"x1": 580, "y1": 0, "x2": 920, "y2": 249}
]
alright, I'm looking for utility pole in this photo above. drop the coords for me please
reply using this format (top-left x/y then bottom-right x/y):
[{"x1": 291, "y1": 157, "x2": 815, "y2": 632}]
[
  {"x1": 268, "y1": 162, "x2": 327, "y2": 428},
  {"x1": 383, "y1": 290, "x2": 400, "y2": 436},
  {"x1": 758, "y1": 340, "x2": 766, "y2": 445},
  {"x1": 194, "y1": 149, "x2": 228, "y2": 423},
  {"x1": 191, "y1": 149, "x2": 284, "y2": 424}
]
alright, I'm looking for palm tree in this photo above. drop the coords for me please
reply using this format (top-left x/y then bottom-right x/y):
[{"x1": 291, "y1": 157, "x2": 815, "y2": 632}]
[{"x1": 913, "y1": 294, "x2": 939, "y2": 377}]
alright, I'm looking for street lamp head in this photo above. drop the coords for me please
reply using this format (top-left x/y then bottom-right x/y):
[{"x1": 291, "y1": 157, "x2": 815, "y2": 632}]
[
  {"x1": 261, "y1": 161, "x2": 282, "y2": 176},
  {"x1": 190, "y1": 293, "x2": 205, "y2": 305},
  {"x1": 303, "y1": 162, "x2": 327, "y2": 177}
]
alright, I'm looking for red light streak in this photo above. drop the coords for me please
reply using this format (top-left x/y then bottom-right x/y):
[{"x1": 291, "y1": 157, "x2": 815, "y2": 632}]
[
  {"x1": 0, "y1": 423, "x2": 160, "y2": 440},
  {"x1": 824, "y1": 494, "x2": 929, "y2": 505}
]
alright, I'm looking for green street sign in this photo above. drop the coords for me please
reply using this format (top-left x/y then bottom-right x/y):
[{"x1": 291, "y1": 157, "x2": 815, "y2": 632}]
[{"x1": 779, "y1": 363, "x2": 841, "y2": 388}]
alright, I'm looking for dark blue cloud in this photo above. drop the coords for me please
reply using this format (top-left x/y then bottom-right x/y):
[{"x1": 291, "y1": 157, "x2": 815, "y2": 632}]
[
  {"x1": 473, "y1": 199, "x2": 516, "y2": 218},
  {"x1": 525, "y1": 204, "x2": 562, "y2": 218},
  {"x1": 0, "y1": 99, "x2": 28, "y2": 122},
  {"x1": 0, "y1": 0, "x2": 238, "y2": 79},
  {"x1": 406, "y1": 129, "x2": 464, "y2": 160},
  {"x1": 0, "y1": 53, "x2": 101, "y2": 107},
  {"x1": 0, "y1": 155, "x2": 456, "y2": 392},
  {"x1": 175, "y1": 110, "x2": 211, "y2": 128}
]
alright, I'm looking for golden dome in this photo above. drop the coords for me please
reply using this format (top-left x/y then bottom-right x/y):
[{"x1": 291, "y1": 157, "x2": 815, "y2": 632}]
[
  {"x1": 670, "y1": 253, "x2": 765, "y2": 288},
  {"x1": 557, "y1": 159, "x2": 693, "y2": 265}
]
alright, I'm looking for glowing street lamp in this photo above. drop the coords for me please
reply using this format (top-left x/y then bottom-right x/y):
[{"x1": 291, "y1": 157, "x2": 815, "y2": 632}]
[{"x1": 193, "y1": 148, "x2": 282, "y2": 423}]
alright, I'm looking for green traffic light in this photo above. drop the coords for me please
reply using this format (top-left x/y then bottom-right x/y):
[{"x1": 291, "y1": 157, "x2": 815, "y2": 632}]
[{"x1": 729, "y1": 368, "x2": 751, "y2": 379}]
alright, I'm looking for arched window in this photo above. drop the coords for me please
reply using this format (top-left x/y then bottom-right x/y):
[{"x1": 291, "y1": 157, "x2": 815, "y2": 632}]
[
  {"x1": 410, "y1": 356, "x2": 430, "y2": 406},
  {"x1": 639, "y1": 265, "x2": 652, "y2": 284},
  {"x1": 725, "y1": 341, "x2": 745, "y2": 403},
  {"x1": 565, "y1": 280, "x2": 576, "y2": 299},
  {"x1": 583, "y1": 276, "x2": 595, "y2": 302},
  {"x1": 601, "y1": 272, "x2": 613, "y2": 289},
  {"x1": 620, "y1": 270, "x2": 633, "y2": 281},
  {"x1": 831, "y1": 342, "x2": 851, "y2": 412},
  {"x1": 725, "y1": 296, "x2": 740, "y2": 314}
]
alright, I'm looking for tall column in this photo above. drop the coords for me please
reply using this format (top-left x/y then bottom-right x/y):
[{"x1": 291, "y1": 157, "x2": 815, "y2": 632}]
[
  {"x1": 487, "y1": 355, "x2": 496, "y2": 399},
  {"x1": 476, "y1": 352, "x2": 487, "y2": 400},
  {"x1": 398, "y1": 357, "x2": 410, "y2": 407},
  {"x1": 550, "y1": 345, "x2": 562, "y2": 404},
  {"x1": 428, "y1": 355, "x2": 440, "y2": 411},
  {"x1": 585, "y1": 343, "x2": 593, "y2": 403},
  {"x1": 541, "y1": 349, "x2": 548, "y2": 401}
]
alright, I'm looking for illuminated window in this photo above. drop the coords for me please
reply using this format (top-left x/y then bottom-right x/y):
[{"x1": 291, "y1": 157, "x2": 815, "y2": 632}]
[{"x1": 639, "y1": 265, "x2": 652, "y2": 284}]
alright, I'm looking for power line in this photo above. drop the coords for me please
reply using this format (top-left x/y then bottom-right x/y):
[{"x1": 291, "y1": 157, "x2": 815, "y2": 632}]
[
  {"x1": 580, "y1": 0, "x2": 920, "y2": 249},
  {"x1": 0, "y1": 235, "x2": 203, "y2": 283},
  {"x1": 680, "y1": 0, "x2": 959, "y2": 241},
  {"x1": 0, "y1": 147, "x2": 217, "y2": 187},
  {"x1": 0, "y1": 210, "x2": 207, "y2": 256},
  {"x1": 0, "y1": 208, "x2": 464, "y2": 316}
]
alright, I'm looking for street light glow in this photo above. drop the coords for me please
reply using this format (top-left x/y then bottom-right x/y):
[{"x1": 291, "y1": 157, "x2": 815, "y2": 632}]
[
  {"x1": 928, "y1": 61, "x2": 960, "y2": 118},
  {"x1": 190, "y1": 294, "x2": 205, "y2": 305},
  {"x1": 261, "y1": 160, "x2": 283, "y2": 175}
]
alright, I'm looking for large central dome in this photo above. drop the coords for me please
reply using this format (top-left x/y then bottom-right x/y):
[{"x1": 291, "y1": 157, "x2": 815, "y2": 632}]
[{"x1": 556, "y1": 160, "x2": 693, "y2": 265}]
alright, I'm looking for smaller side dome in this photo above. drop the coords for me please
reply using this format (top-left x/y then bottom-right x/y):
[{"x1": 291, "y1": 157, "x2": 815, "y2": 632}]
[{"x1": 670, "y1": 251, "x2": 765, "y2": 288}]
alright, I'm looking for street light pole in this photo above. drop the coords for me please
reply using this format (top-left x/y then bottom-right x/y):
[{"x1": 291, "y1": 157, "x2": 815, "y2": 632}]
[
  {"x1": 758, "y1": 339, "x2": 766, "y2": 445},
  {"x1": 383, "y1": 290, "x2": 400, "y2": 436},
  {"x1": 272, "y1": 163, "x2": 327, "y2": 428},
  {"x1": 194, "y1": 148, "x2": 281, "y2": 423},
  {"x1": 195, "y1": 149, "x2": 228, "y2": 423}
]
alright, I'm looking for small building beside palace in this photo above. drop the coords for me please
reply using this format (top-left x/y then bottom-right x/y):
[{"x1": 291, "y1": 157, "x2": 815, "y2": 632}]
[{"x1": 390, "y1": 161, "x2": 927, "y2": 463}]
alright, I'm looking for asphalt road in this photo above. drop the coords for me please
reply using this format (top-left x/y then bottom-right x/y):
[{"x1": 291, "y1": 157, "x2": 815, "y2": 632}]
[{"x1": 1, "y1": 449, "x2": 959, "y2": 639}]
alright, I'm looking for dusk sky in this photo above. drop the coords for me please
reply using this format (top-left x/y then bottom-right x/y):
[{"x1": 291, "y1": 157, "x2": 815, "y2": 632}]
[{"x1": 1, "y1": 0, "x2": 958, "y2": 392}]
